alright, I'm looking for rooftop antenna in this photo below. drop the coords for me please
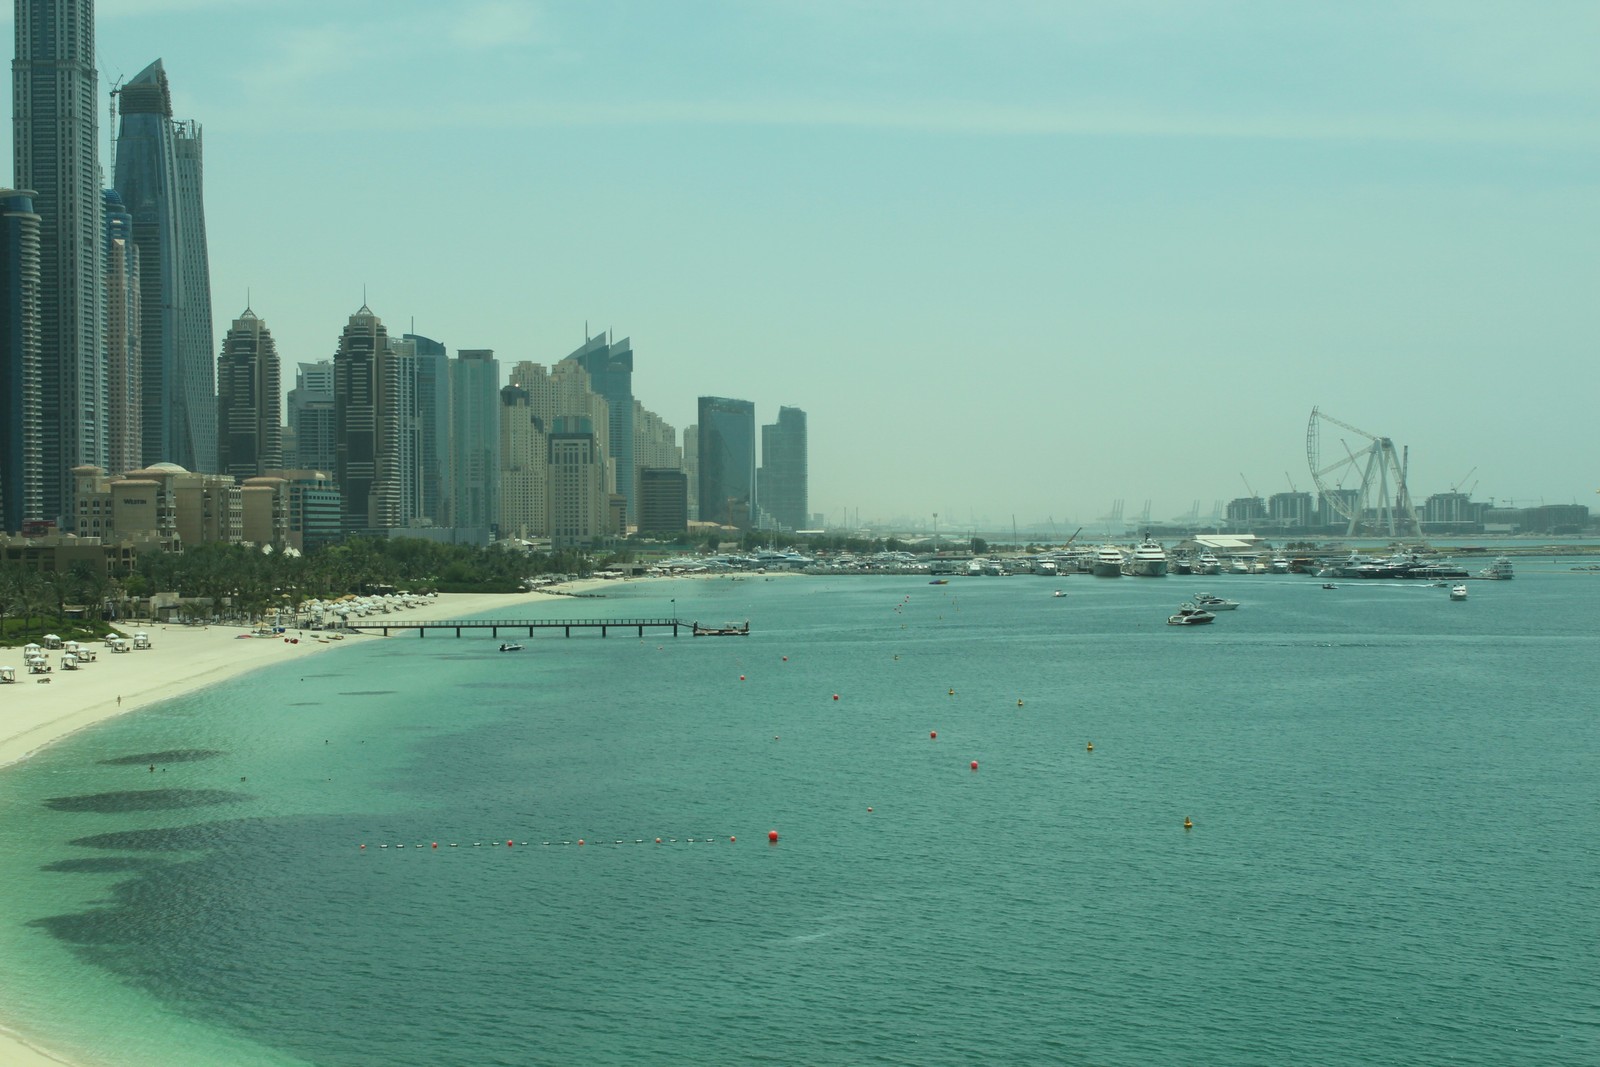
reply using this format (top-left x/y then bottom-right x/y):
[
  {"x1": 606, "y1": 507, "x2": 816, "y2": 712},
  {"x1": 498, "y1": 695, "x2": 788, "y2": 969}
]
[{"x1": 245, "y1": 287, "x2": 251, "y2": 313}]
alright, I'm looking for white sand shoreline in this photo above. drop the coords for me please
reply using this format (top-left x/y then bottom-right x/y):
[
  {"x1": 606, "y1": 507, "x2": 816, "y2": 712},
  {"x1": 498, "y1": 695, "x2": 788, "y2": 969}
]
[{"x1": 0, "y1": 581, "x2": 637, "y2": 1067}]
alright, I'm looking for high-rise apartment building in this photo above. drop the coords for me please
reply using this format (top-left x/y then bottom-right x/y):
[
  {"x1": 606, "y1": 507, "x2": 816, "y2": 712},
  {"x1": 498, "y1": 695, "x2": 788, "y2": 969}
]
[
  {"x1": 333, "y1": 304, "x2": 398, "y2": 535},
  {"x1": 547, "y1": 415, "x2": 607, "y2": 549},
  {"x1": 113, "y1": 60, "x2": 214, "y2": 472},
  {"x1": 638, "y1": 468, "x2": 688, "y2": 535},
  {"x1": 509, "y1": 359, "x2": 616, "y2": 502},
  {"x1": 682, "y1": 424, "x2": 698, "y2": 522},
  {"x1": 14, "y1": 0, "x2": 105, "y2": 521},
  {"x1": 451, "y1": 349, "x2": 499, "y2": 535},
  {"x1": 103, "y1": 189, "x2": 141, "y2": 477},
  {"x1": 563, "y1": 333, "x2": 634, "y2": 522},
  {"x1": 0, "y1": 189, "x2": 43, "y2": 532},
  {"x1": 403, "y1": 333, "x2": 450, "y2": 526},
  {"x1": 287, "y1": 361, "x2": 335, "y2": 474},
  {"x1": 216, "y1": 307, "x2": 282, "y2": 479},
  {"x1": 759, "y1": 406, "x2": 807, "y2": 532},
  {"x1": 697, "y1": 397, "x2": 756, "y2": 528},
  {"x1": 498, "y1": 384, "x2": 546, "y2": 539}
]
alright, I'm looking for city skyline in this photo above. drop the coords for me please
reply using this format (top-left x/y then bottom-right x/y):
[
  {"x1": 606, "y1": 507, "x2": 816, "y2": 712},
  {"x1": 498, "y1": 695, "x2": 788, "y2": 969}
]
[{"x1": 2, "y1": 2, "x2": 1594, "y2": 527}]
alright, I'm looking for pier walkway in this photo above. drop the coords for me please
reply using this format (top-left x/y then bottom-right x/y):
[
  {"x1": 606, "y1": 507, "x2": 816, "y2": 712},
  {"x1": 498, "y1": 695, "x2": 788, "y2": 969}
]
[{"x1": 344, "y1": 617, "x2": 684, "y2": 639}]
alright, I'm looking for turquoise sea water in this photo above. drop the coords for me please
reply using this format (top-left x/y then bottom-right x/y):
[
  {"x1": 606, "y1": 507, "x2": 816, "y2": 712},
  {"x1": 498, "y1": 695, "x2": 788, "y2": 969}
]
[{"x1": 2, "y1": 568, "x2": 1598, "y2": 1066}]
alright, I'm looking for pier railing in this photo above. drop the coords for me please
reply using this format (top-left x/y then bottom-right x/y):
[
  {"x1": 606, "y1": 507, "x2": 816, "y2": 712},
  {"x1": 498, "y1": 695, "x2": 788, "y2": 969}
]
[{"x1": 341, "y1": 617, "x2": 685, "y2": 638}]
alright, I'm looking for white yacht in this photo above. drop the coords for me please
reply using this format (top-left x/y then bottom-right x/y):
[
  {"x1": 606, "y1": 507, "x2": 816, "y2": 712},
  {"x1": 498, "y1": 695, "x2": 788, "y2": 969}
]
[
  {"x1": 1194, "y1": 551, "x2": 1222, "y2": 575},
  {"x1": 1449, "y1": 584, "x2": 1469, "y2": 601},
  {"x1": 1193, "y1": 592, "x2": 1239, "y2": 611},
  {"x1": 1092, "y1": 544, "x2": 1126, "y2": 577},
  {"x1": 1229, "y1": 557, "x2": 1251, "y2": 575},
  {"x1": 1478, "y1": 555, "x2": 1514, "y2": 580},
  {"x1": 1122, "y1": 537, "x2": 1169, "y2": 577},
  {"x1": 1270, "y1": 556, "x2": 1290, "y2": 574}
]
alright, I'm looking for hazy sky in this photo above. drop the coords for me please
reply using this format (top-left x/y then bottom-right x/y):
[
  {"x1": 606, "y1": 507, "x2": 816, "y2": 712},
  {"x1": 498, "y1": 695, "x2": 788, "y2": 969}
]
[{"x1": 7, "y1": 1, "x2": 1596, "y2": 530}]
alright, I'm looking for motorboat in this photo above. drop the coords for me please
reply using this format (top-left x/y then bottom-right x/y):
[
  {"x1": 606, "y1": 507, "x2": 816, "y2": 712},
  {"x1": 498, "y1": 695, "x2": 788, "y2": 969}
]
[
  {"x1": 498, "y1": 643, "x2": 524, "y2": 652},
  {"x1": 1270, "y1": 556, "x2": 1290, "y2": 574},
  {"x1": 929, "y1": 578, "x2": 949, "y2": 585},
  {"x1": 1192, "y1": 593, "x2": 1238, "y2": 611},
  {"x1": 1052, "y1": 590, "x2": 1067, "y2": 598},
  {"x1": 1092, "y1": 544, "x2": 1125, "y2": 577},
  {"x1": 1478, "y1": 555, "x2": 1514, "y2": 580},
  {"x1": 1167, "y1": 603, "x2": 1216, "y2": 625},
  {"x1": 1194, "y1": 551, "x2": 1222, "y2": 575},
  {"x1": 1122, "y1": 537, "x2": 1169, "y2": 577},
  {"x1": 1449, "y1": 585, "x2": 1468, "y2": 601},
  {"x1": 1322, "y1": 583, "x2": 1338, "y2": 590},
  {"x1": 1228, "y1": 557, "x2": 1251, "y2": 575}
]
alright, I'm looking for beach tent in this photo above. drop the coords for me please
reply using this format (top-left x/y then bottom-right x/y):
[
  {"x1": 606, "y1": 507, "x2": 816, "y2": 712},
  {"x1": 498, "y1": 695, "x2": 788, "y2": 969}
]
[
  {"x1": 23, "y1": 643, "x2": 42, "y2": 654},
  {"x1": 42, "y1": 633, "x2": 62, "y2": 648}
]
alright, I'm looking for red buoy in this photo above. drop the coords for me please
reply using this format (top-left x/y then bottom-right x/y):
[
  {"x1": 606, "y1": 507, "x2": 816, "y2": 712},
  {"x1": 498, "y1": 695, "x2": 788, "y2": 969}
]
[
  {"x1": 768, "y1": 829, "x2": 779, "y2": 843},
  {"x1": 655, "y1": 837, "x2": 662, "y2": 844},
  {"x1": 930, "y1": 730, "x2": 937, "y2": 739},
  {"x1": 506, "y1": 840, "x2": 514, "y2": 847},
  {"x1": 739, "y1": 675, "x2": 746, "y2": 681},
  {"x1": 970, "y1": 760, "x2": 979, "y2": 771},
  {"x1": 432, "y1": 842, "x2": 437, "y2": 849},
  {"x1": 359, "y1": 844, "x2": 365, "y2": 849},
  {"x1": 578, "y1": 839, "x2": 585, "y2": 846},
  {"x1": 729, "y1": 836, "x2": 736, "y2": 843},
  {"x1": 782, "y1": 655, "x2": 788, "y2": 661},
  {"x1": 832, "y1": 694, "x2": 840, "y2": 701}
]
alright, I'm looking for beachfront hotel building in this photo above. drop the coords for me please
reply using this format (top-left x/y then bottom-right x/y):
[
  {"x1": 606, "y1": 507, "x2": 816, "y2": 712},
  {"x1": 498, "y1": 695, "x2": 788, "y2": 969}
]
[
  {"x1": 498, "y1": 384, "x2": 547, "y2": 539},
  {"x1": 103, "y1": 189, "x2": 142, "y2": 479},
  {"x1": 113, "y1": 59, "x2": 215, "y2": 473},
  {"x1": 563, "y1": 333, "x2": 634, "y2": 523},
  {"x1": 759, "y1": 405, "x2": 807, "y2": 532},
  {"x1": 450, "y1": 348, "x2": 501, "y2": 537},
  {"x1": 697, "y1": 396, "x2": 757, "y2": 529},
  {"x1": 547, "y1": 415, "x2": 608, "y2": 549},
  {"x1": 638, "y1": 468, "x2": 688, "y2": 535},
  {"x1": 216, "y1": 307, "x2": 282, "y2": 480},
  {"x1": 14, "y1": 0, "x2": 106, "y2": 522},
  {"x1": 71, "y1": 462, "x2": 238, "y2": 549},
  {"x1": 0, "y1": 189, "x2": 43, "y2": 533}
]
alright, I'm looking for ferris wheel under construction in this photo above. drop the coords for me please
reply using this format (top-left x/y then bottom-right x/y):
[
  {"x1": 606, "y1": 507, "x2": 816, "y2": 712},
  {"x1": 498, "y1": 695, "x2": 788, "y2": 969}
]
[{"x1": 1306, "y1": 407, "x2": 1423, "y2": 538}]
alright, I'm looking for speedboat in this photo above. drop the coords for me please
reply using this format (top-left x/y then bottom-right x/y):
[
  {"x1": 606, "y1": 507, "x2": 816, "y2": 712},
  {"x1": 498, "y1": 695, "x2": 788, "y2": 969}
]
[
  {"x1": 929, "y1": 578, "x2": 949, "y2": 585},
  {"x1": 1052, "y1": 589, "x2": 1067, "y2": 598},
  {"x1": 1192, "y1": 593, "x2": 1238, "y2": 611},
  {"x1": 499, "y1": 643, "x2": 524, "y2": 652},
  {"x1": 1167, "y1": 603, "x2": 1216, "y2": 625},
  {"x1": 1322, "y1": 583, "x2": 1338, "y2": 590},
  {"x1": 1449, "y1": 585, "x2": 1468, "y2": 601},
  {"x1": 1092, "y1": 544, "x2": 1125, "y2": 577},
  {"x1": 1194, "y1": 551, "x2": 1222, "y2": 575}
]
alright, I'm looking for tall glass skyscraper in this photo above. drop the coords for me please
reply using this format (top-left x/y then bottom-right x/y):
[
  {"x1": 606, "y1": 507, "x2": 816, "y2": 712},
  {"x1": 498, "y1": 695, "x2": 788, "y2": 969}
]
[
  {"x1": 404, "y1": 333, "x2": 451, "y2": 526},
  {"x1": 759, "y1": 406, "x2": 807, "y2": 532},
  {"x1": 564, "y1": 333, "x2": 634, "y2": 523},
  {"x1": 697, "y1": 396, "x2": 756, "y2": 528},
  {"x1": 450, "y1": 349, "x2": 501, "y2": 535},
  {"x1": 0, "y1": 189, "x2": 43, "y2": 531},
  {"x1": 216, "y1": 307, "x2": 281, "y2": 479},
  {"x1": 103, "y1": 188, "x2": 141, "y2": 477},
  {"x1": 333, "y1": 305, "x2": 393, "y2": 534},
  {"x1": 14, "y1": 0, "x2": 105, "y2": 521},
  {"x1": 114, "y1": 59, "x2": 214, "y2": 472}
]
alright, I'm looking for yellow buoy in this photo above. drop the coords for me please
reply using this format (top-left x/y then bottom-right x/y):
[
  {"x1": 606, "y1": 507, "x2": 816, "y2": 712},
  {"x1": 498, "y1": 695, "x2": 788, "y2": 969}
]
[
  {"x1": 1017, "y1": 699, "x2": 1024, "y2": 706},
  {"x1": 1086, "y1": 741, "x2": 1094, "y2": 752},
  {"x1": 1183, "y1": 817, "x2": 1193, "y2": 830}
]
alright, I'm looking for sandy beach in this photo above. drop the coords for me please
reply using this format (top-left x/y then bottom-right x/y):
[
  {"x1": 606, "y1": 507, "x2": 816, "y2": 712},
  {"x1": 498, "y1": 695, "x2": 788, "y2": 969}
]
[{"x1": 0, "y1": 582, "x2": 623, "y2": 1067}]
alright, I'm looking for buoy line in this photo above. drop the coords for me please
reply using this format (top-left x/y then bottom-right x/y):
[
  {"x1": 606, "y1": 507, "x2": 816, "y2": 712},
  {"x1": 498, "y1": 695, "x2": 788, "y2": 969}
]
[{"x1": 359, "y1": 833, "x2": 769, "y2": 850}]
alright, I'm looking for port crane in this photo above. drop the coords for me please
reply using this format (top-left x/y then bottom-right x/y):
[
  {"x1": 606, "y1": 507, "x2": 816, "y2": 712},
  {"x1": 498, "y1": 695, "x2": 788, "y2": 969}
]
[{"x1": 1305, "y1": 407, "x2": 1422, "y2": 537}]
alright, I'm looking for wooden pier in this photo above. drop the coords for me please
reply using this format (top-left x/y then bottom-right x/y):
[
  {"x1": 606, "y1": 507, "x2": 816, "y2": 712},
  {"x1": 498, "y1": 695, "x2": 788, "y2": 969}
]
[{"x1": 342, "y1": 617, "x2": 685, "y2": 639}]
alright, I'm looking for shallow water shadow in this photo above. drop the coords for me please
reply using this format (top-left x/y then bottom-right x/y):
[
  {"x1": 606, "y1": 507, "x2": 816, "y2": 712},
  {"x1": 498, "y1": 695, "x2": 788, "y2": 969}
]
[
  {"x1": 68, "y1": 819, "x2": 252, "y2": 852},
  {"x1": 44, "y1": 789, "x2": 252, "y2": 814},
  {"x1": 98, "y1": 749, "x2": 227, "y2": 766},
  {"x1": 41, "y1": 856, "x2": 166, "y2": 874}
]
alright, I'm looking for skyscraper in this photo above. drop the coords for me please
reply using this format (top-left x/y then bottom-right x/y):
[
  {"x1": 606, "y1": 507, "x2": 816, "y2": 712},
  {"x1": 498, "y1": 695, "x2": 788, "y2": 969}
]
[
  {"x1": 113, "y1": 59, "x2": 214, "y2": 472},
  {"x1": 287, "y1": 361, "x2": 335, "y2": 474},
  {"x1": 759, "y1": 406, "x2": 807, "y2": 532},
  {"x1": 0, "y1": 189, "x2": 43, "y2": 531},
  {"x1": 547, "y1": 415, "x2": 606, "y2": 549},
  {"x1": 563, "y1": 333, "x2": 634, "y2": 522},
  {"x1": 173, "y1": 119, "x2": 216, "y2": 472},
  {"x1": 333, "y1": 304, "x2": 396, "y2": 534},
  {"x1": 697, "y1": 397, "x2": 756, "y2": 528},
  {"x1": 103, "y1": 188, "x2": 141, "y2": 477},
  {"x1": 450, "y1": 349, "x2": 500, "y2": 535},
  {"x1": 14, "y1": 0, "x2": 105, "y2": 521},
  {"x1": 403, "y1": 333, "x2": 450, "y2": 526},
  {"x1": 216, "y1": 307, "x2": 281, "y2": 479},
  {"x1": 498, "y1": 384, "x2": 546, "y2": 539}
]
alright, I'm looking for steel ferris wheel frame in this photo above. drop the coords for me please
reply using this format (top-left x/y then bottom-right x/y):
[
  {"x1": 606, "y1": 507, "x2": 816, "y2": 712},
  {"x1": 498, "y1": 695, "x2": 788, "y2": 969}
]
[{"x1": 1306, "y1": 407, "x2": 1423, "y2": 538}]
